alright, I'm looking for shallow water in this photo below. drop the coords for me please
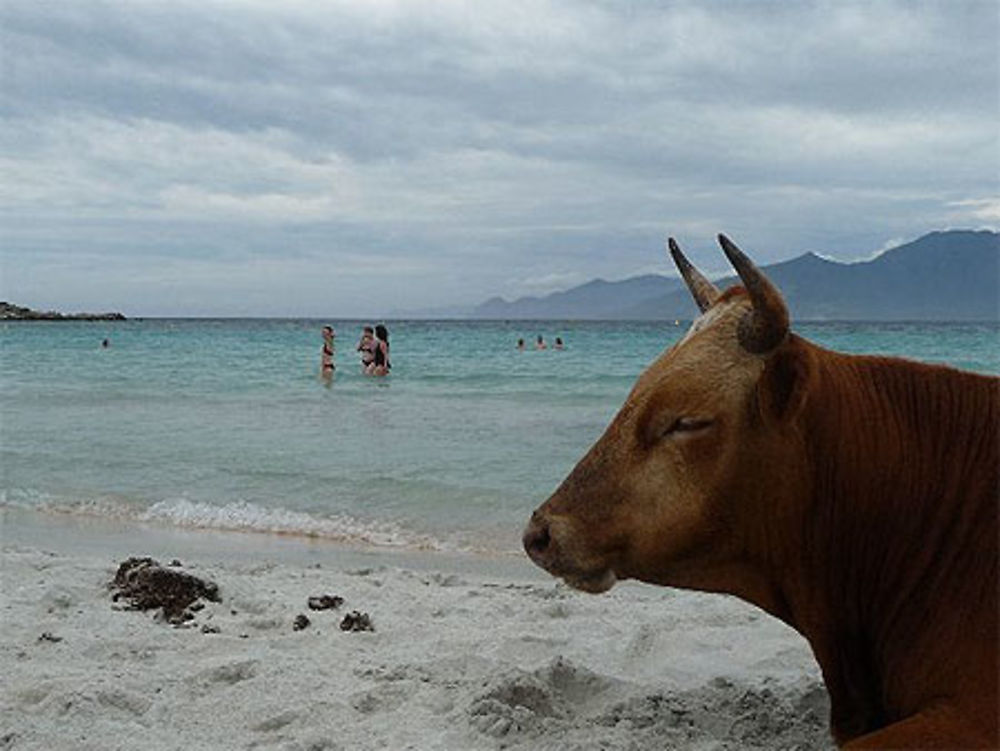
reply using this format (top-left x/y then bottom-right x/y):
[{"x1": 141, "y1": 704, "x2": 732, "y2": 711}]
[{"x1": 2, "y1": 319, "x2": 997, "y2": 555}]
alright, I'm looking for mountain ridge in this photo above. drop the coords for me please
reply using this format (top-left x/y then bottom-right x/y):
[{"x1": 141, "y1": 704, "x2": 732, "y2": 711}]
[{"x1": 466, "y1": 230, "x2": 999, "y2": 321}]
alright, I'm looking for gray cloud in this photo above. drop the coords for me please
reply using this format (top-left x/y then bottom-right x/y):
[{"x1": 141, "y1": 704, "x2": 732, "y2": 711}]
[{"x1": 1, "y1": 0, "x2": 997, "y2": 315}]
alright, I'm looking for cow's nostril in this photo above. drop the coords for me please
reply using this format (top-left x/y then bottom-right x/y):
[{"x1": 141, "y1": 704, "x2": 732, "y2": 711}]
[{"x1": 523, "y1": 520, "x2": 551, "y2": 558}]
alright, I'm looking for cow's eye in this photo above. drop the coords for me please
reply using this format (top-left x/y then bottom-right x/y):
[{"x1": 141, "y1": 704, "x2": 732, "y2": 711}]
[{"x1": 663, "y1": 417, "x2": 713, "y2": 437}]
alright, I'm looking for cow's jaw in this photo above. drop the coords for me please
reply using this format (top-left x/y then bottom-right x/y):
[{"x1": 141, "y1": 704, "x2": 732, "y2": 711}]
[{"x1": 562, "y1": 568, "x2": 618, "y2": 594}]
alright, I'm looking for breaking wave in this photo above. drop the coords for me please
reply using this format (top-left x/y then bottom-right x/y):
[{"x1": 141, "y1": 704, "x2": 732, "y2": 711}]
[{"x1": 1, "y1": 490, "x2": 445, "y2": 552}]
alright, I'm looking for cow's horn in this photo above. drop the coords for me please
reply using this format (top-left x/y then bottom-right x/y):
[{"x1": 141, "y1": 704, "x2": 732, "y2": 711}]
[
  {"x1": 667, "y1": 238, "x2": 720, "y2": 313},
  {"x1": 717, "y1": 234, "x2": 789, "y2": 353}
]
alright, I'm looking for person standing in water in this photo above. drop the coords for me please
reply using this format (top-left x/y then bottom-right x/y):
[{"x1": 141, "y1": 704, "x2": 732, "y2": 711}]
[
  {"x1": 320, "y1": 326, "x2": 335, "y2": 375},
  {"x1": 366, "y1": 324, "x2": 391, "y2": 376},
  {"x1": 357, "y1": 326, "x2": 375, "y2": 371},
  {"x1": 535, "y1": 335, "x2": 547, "y2": 350}
]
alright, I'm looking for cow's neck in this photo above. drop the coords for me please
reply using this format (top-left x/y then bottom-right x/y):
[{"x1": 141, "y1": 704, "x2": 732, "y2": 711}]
[{"x1": 767, "y1": 348, "x2": 998, "y2": 741}]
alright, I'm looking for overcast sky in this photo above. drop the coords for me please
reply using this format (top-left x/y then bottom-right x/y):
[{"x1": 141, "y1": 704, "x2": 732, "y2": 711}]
[{"x1": 2, "y1": 0, "x2": 997, "y2": 316}]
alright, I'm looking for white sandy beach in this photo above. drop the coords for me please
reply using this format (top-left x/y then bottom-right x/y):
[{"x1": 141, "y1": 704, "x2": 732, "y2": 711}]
[{"x1": 1, "y1": 512, "x2": 832, "y2": 751}]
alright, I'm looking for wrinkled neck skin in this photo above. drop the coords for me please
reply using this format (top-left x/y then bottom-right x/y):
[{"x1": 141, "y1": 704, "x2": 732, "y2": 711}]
[{"x1": 676, "y1": 339, "x2": 998, "y2": 744}]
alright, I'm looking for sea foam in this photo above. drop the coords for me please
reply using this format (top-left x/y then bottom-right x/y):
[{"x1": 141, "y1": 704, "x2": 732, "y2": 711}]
[
  {"x1": 1, "y1": 490, "x2": 444, "y2": 552},
  {"x1": 141, "y1": 498, "x2": 443, "y2": 550}
]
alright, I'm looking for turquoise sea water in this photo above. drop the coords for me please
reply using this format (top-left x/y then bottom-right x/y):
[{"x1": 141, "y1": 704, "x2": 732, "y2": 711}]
[{"x1": 2, "y1": 319, "x2": 997, "y2": 556}]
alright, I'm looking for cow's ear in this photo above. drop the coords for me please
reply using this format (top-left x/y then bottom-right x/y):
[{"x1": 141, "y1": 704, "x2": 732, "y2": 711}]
[{"x1": 757, "y1": 340, "x2": 812, "y2": 423}]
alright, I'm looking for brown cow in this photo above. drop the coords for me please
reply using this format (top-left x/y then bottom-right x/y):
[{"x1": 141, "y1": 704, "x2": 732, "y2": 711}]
[{"x1": 523, "y1": 235, "x2": 999, "y2": 749}]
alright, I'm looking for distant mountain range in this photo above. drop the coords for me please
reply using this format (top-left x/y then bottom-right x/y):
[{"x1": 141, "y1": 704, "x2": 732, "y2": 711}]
[{"x1": 460, "y1": 230, "x2": 998, "y2": 321}]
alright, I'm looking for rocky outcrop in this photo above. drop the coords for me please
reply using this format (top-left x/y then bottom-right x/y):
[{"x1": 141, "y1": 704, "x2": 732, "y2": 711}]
[{"x1": 0, "y1": 302, "x2": 126, "y2": 320}]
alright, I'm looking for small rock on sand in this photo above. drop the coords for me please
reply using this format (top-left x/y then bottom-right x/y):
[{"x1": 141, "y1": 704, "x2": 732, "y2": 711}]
[
  {"x1": 340, "y1": 611, "x2": 374, "y2": 632},
  {"x1": 307, "y1": 594, "x2": 344, "y2": 611}
]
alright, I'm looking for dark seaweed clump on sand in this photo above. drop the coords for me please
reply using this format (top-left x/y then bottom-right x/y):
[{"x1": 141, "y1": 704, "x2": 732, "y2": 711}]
[{"x1": 111, "y1": 557, "x2": 220, "y2": 624}]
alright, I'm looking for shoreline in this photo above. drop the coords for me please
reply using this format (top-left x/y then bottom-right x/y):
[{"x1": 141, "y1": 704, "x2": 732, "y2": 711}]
[
  {"x1": 1, "y1": 508, "x2": 832, "y2": 750},
  {"x1": 0, "y1": 506, "x2": 539, "y2": 582}
]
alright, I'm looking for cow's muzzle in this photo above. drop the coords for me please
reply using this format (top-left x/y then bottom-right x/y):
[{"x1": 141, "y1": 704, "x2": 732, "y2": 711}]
[{"x1": 522, "y1": 509, "x2": 617, "y2": 594}]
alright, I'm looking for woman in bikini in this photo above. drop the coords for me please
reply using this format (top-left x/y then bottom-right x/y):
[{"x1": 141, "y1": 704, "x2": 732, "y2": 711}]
[
  {"x1": 320, "y1": 326, "x2": 335, "y2": 375},
  {"x1": 366, "y1": 324, "x2": 391, "y2": 377},
  {"x1": 357, "y1": 325, "x2": 375, "y2": 371}
]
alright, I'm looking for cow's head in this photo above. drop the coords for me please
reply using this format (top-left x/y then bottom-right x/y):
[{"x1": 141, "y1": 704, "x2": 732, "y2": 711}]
[{"x1": 523, "y1": 235, "x2": 812, "y2": 604}]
